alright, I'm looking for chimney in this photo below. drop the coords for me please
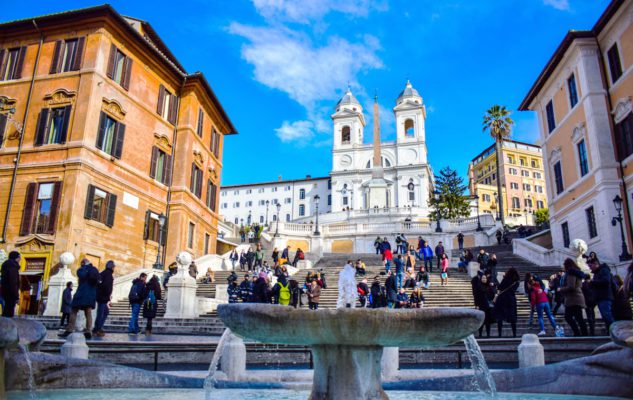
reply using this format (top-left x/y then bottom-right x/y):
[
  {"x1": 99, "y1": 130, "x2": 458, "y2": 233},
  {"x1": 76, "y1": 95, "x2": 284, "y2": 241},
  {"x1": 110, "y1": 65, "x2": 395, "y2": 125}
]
[
  {"x1": 306, "y1": 175, "x2": 311, "y2": 179},
  {"x1": 278, "y1": 175, "x2": 282, "y2": 181}
]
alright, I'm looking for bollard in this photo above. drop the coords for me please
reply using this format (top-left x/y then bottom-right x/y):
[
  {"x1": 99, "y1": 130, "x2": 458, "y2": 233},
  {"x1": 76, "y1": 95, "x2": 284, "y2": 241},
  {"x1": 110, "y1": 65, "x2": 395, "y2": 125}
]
[
  {"x1": 518, "y1": 334, "x2": 544, "y2": 368},
  {"x1": 61, "y1": 332, "x2": 89, "y2": 359}
]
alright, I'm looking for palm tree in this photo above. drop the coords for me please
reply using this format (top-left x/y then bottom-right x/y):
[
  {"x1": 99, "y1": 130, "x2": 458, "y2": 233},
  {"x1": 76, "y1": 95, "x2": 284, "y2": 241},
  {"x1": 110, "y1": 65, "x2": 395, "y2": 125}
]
[{"x1": 482, "y1": 105, "x2": 514, "y2": 225}]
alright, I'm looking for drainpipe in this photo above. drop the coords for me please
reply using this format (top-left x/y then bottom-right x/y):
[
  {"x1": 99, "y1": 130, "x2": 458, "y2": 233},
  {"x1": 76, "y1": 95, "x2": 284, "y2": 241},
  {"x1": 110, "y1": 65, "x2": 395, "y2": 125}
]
[
  {"x1": 1, "y1": 20, "x2": 44, "y2": 243},
  {"x1": 596, "y1": 40, "x2": 633, "y2": 243},
  {"x1": 161, "y1": 75, "x2": 187, "y2": 266}
]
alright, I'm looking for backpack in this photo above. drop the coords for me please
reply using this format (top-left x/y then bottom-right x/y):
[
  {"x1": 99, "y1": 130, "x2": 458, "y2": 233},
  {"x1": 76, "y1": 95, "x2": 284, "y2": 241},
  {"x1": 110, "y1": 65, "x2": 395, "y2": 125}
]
[
  {"x1": 144, "y1": 289, "x2": 156, "y2": 311},
  {"x1": 279, "y1": 283, "x2": 291, "y2": 305},
  {"x1": 128, "y1": 282, "x2": 143, "y2": 304}
]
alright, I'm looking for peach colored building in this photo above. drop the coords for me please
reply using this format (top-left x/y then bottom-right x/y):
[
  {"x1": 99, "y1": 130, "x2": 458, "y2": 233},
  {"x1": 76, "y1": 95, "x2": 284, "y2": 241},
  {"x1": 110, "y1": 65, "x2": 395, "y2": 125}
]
[
  {"x1": 519, "y1": 0, "x2": 633, "y2": 263},
  {"x1": 0, "y1": 5, "x2": 236, "y2": 315}
]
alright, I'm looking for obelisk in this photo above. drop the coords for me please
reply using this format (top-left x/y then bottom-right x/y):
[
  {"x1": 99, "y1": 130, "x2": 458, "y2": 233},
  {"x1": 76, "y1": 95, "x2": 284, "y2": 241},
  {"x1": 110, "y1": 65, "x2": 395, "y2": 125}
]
[{"x1": 368, "y1": 93, "x2": 389, "y2": 208}]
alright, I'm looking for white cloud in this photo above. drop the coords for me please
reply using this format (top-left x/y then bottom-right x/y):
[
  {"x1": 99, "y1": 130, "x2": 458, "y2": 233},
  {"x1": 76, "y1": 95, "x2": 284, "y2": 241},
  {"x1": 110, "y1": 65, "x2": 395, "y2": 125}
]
[
  {"x1": 275, "y1": 120, "x2": 315, "y2": 143},
  {"x1": 543, "y1": 0, "x2": 570, "y2": 11},
  {"x1": 252, "y1": 0, "x2": 386, "y2": 24}
]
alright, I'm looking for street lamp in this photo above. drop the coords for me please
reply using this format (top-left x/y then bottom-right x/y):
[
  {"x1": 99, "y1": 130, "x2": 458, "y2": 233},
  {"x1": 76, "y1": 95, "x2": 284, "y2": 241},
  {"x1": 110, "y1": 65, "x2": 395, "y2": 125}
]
[
  {"x1": 265, "y1": 200, "x2": 270, "y2": 228},
  {"x1": 474, "y1": 194, "x2": 483, "y2": 231},
  {"x1": 612, "y1": 195, "x2": 632, "y2": 261},
  {"x1": 153, "y1": 213, "x2": 167, "y2": 270},
  {"x1": 434, "y1": 191, "x2": 442, "y2": 233},
  {"x1": 274, "y1": 203, "x2": 281, "y2": 237},
  {"x1": 314, "y1": 195, "x2": 321, "y2": 236}
]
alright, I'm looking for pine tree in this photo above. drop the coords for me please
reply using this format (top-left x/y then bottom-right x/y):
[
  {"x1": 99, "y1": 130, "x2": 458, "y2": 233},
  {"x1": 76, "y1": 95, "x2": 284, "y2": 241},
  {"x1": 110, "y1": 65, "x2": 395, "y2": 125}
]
[{"x1": 428, "y1": 167, "x2": 471, "y2": 220}]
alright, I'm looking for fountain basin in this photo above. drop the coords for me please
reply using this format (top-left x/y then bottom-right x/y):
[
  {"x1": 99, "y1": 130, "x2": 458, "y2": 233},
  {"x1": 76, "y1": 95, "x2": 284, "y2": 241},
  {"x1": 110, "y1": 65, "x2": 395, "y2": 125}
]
[{"x1": 217, "y1": 304, "x2": 484, "y2": 400}]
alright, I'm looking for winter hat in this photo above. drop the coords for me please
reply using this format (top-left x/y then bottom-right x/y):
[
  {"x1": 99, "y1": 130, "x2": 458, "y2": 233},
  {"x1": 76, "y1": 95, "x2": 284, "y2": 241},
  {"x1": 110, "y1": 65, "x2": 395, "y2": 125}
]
[
  {"x1": 259, "y1": 272, "x2": 267, "y2": 279},
  {"x1": 8, "y1": 251, "x2": 20, "y2": 260}
]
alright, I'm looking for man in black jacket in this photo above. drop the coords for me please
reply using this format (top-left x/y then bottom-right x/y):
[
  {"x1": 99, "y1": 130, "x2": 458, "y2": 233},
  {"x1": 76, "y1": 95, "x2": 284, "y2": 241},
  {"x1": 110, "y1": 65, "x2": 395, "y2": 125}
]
[
  {"x1": 93, "y1": 260, "x2": 115, "y2": 337},
  {"x1": 591, "y1": 262, "x2": 615, "y2": 329},
  {"x1": 385, "y1": 271, "x2": 398, "y2": 309},
  {"x1": 1, "y1": 251, "x2": 21, "y2": 317}
]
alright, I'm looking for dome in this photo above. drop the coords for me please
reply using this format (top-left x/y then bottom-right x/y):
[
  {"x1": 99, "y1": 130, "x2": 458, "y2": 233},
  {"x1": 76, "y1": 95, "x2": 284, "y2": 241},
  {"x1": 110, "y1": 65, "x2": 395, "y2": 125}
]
[
  {"x1": 336, "y1": 86, "x2": 361, "y2": 109},
  {"x1": 397, "y1": 80, "x2": 422, "y2": 103}
]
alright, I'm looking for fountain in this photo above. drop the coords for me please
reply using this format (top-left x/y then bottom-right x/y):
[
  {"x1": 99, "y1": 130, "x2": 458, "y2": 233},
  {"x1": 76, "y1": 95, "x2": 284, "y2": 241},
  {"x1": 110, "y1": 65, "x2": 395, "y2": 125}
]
[{"x1": 216, "y1": 304, "x2": 484, "y2": 399}]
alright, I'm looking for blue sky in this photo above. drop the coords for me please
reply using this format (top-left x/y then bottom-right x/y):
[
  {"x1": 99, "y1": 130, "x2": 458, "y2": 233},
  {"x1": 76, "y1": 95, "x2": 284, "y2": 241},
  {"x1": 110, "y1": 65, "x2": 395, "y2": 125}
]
[{"x1": 7, "y1": 0, "x2": 611, "y2": 185}]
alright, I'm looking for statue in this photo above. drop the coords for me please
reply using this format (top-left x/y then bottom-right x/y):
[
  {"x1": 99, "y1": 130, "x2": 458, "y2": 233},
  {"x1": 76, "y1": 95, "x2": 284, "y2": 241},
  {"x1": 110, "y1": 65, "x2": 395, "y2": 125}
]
[
  {"x1": 570, "y1": 238, "x2": 589, "y2": 274},
  {"x1": 337, "y1": 262, "x2": 357, "y2": 308}
]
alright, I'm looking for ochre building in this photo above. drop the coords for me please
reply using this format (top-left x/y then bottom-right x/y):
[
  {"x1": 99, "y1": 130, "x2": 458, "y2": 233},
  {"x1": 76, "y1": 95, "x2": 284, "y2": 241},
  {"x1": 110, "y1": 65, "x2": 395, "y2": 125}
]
[{"x1": 0, "y1": 5, "x2": 236, "y2": 315}]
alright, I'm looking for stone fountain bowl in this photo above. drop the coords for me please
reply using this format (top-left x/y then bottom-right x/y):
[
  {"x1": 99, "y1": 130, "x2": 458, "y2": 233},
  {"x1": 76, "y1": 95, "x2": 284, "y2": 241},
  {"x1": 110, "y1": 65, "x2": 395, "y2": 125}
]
[{"x1": 217, "y1": 304, "x2": 484, "y2": 347}]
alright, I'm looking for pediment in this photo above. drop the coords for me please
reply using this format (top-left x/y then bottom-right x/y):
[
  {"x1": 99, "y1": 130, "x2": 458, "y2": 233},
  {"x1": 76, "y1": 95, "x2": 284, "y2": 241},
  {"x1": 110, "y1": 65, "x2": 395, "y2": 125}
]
[
  {"x1": 44, "y1": 88, "x2": 77, "y2": 106},
  {"x1": 612, "y1": 96, "x2": 632, "y2": 124},
  {"x1": 14, "y1": 235, "x2": 55, "y2": 251},
  {"x1": 0, "y1": 95, "x2": 17, "y2": 111},
  {"x1": 102, "y1": 98, "x2": 127, "y2": 119}
]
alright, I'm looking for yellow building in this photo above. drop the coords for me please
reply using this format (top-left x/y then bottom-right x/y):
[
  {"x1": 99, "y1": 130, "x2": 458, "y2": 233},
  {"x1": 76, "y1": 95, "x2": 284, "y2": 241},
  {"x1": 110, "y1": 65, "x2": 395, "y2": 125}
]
[
  {"x1": 519, "y1": 0, "x2": 633, "y2": 264},
  {"x1": 468, "y1": 140, "x2": 548, "y2": 225}
]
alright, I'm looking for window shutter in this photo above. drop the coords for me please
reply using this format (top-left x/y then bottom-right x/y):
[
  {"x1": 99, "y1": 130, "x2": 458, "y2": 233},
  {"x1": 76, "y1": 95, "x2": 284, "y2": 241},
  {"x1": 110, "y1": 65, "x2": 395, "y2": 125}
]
[
  {"x1": 71, "y1": 37, "x2": 85, "y2": 71},
  {"x1": 34, "y1": 109, "x2": 50, "y2": 146},
  {"x1": 197, "y1": 109, "x2": 203, "y2": 136},
  {"x1": 149, "y1": 146, "x2": 158, "y2": 179},
  {"x1": 206, "y1": 180, "x2": 211, "y2": 208},
  {"x1": 0, "y1": 50, "x2": 5, "y2": 78},
  {"x1": 121, "y1": 56, "x2": 132, "y2": 90},
  {"x1": 113, "y1": 122, "x2": 125, "y2": 159},
  {"x1": 143, "y1": 210, "x2": 151, "y2": 240},
  {"x1": 168, "y1": 95, "x2": 178, "y2": 124},
  {"x1": 59, "y1": 105, "x2": 72, "y2": 144},
  {"x1": 210, "y1": 128, "x2": 216, "y2": 152},
  {"x1": 196, "y1": 168, "x2": 203, "y2": 198},
  {"x1": 211, "y1": 184, "x2": 217, "y2": 212},
  {"x1": 156, "y1": 85, "x2": 165, "y2": 115},
  {"x1": 46, "y1": 181, "x2": 63, "y2": 234},
  {"x1": 19, "y1": 183, "x2": 38, "y2": 236},
  {"x1": 0, "y1": 113, "x2": 7, "y2": 148},
  {"x1": 164, "y1": 153, "x2": 173, "y2": 185},
  {"x1": 96, "y1": 112, "x2": 106, "y2": 150},
  {"x1": 14, "y1": 46, "x2": 27, "y2": 79},
  {"x1": 84, "y1": 184, "x2": 95, "y2": 220},
  {"x1": 106, "y1": 44, "x2": 116, "y2": 79},
  {"x1": 190, "y1": 163, "x2": 195, "y2": 193},
  {"x1": 105, "y1": 193, "x2": 117, "y2": 228},
  {"x1": 49, "y1": 40, "x2": 63, "y2": 74}
]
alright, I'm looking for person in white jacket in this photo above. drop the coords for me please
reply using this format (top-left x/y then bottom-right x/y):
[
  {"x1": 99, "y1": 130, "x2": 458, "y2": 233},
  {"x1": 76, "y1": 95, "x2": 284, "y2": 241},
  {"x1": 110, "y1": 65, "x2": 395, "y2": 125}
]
[{"x1": 337, "y1": 260, "x2": 358, "y2": 308}]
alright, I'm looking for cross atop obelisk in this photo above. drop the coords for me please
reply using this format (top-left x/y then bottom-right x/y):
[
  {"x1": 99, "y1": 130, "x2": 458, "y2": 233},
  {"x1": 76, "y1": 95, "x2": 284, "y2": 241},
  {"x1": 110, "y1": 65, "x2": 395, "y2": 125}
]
[{"x1": 372, "y1": 92, "x2": 384, "y2": 179}]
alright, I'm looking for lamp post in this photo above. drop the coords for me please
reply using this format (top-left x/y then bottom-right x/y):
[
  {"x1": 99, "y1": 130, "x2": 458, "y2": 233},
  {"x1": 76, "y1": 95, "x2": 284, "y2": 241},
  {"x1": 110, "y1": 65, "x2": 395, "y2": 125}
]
[
  {"x1": 474, "y1": 194, "x2": 483, "y2": 231},
  {"x1": 434, "y1": 191, "x2": 442, "y2": 233},
  {"x1": 612, "y1": 195, "x2": 632, "y2": 261},
  {"x1": 274, "y1": 203, "x2": 281, "y2": 237},
  {"x1": 153, "y1": 213, "x2": 167, "y2": 270},
  {"x1": 314, "y1": 195, "x2": 321, "y2": 236},
  {"x1": 265, "y1": 200, "x2": 270, "y2": 228}
]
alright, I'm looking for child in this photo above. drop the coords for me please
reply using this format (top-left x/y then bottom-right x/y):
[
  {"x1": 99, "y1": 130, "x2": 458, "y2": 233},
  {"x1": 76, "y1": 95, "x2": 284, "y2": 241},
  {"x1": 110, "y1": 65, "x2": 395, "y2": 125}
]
[
  {"x1": 60, "y1": 281, "x2": 73, "y2": 328},
  {"x1": 440, "y1": 253, "x2": 449, "y2": 286}
]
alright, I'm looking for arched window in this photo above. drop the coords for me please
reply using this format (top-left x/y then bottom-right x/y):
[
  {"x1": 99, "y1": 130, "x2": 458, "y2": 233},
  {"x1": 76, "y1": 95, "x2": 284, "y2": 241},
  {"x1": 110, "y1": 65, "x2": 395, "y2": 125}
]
[
  {"x1": 259, "y1": 215, "x2": 264, "y2": 223},
  {"x1": 272, "y1": 214, "x2": 277, "y2": 222},
  {"x1": 234, "y1": 217, "x2": 238, "y2": 224},
  {"x1": 299, "y1": 189, "x2": 306, "y2": 199},
  {"x1": 286, "y1": 214, "x2": 291, "y2": 222},
  {"x1": 341, "y1": 126, "x2": 351, "y2": 144},
  {"x1": 365, "y1": 157, "x2": 392, "y2": 168},
  {"x1": 407, "y1": 179, "x2": 415, "y2": 202},
  {"x1": 404, "y1": 119, "x2": 415, "y2": 137}
]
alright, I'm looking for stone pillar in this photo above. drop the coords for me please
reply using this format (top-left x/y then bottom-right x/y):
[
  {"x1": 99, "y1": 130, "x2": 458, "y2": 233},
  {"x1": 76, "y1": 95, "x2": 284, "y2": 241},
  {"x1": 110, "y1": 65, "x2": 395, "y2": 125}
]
[
  {"x1": 61, "y1": 332, "x2": 89, "y2": 359},
  {"x1": 215, "y1": 284, "x2": 229, "y2": 303},
  {"x1": 220, "y1": 332, "x2": 246, "y2": 380},
  {"x1": 381, "y1": 346, "x2": 399, "y2": 379},
  {"x1": 518, "y1": 334, "x2": 544, "y2": 368},
  {"x1": 44, "y1": 252, "x2": 78, "y2": 317},
  {"x1": 164, "y1": 252, "x2": 198, "y2": 319}
]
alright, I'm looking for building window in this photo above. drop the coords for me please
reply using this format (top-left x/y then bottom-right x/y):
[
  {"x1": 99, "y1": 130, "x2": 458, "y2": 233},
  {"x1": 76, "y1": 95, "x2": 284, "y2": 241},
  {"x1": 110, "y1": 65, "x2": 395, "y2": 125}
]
[
  {"x1": 259, "y1": 215, "x2": 264, "y2": 223},
  {"x1": 342, "y1": 196, "x2": 349, "y2": 206},
  {"x1": 234, "y1": 201, "x2": 240, "y2": 207},
  {"x1": 531, "y1": 159, "x2": 539, "y2": 168},
  {"x1": 536, "y1": 200, "x2": 544, "y2": 209},
  {"x1": 521, "y1": 170, "x2": 529, "y2": 177},
  {"x1": 272, "y1": 187, "x2": 278, "y2": 192},
  {"x1": 286, "y1": 214, "x2": 291, "y2": 222},
  {"x1": 246, "y1": 189, "x2": 252, "y2": 194},
  {"x1": 507, "y1": 156, "x2": 515, "y2": 164},
  {"x1": 567, "y1": 73, "x2": 578, "y2": 108},
  {"x1": 328, "y1": 194, "x2": 331, "y2": 206},
  {"x1": 234, "y1": 190, "x2": 239, "y2": 195},
  {"x1": 0, "y1": 46, "x2": 26, "y2": 81},
  {"x1": 272, "y1": 215, "x2": 277, "y2": 222},
  {"x1": 509, "y1": 168, "x2": 517, "y2": 175},
  {"x1": 299, "y1": 189, "x2": 306, "y2": 200},
  {"x1": 50, "y1": 38, "x2": 85, "y2": 74},
  {"x1": 157, "y1": 85, "x2": 178, "y2": 124},
  {"x1": 577, "y1": 139, "x2": 589, "y2": 176},
  {"x1": 553, "y1": 162, "x2": 564, "y2": 195},
  {"x1": 206, "y1": 180, "x2": 217, "y2": 211},
  {"x1": 106, "y1": 45, "x2": 132, "y2": 90},
  {"x1": 545, "y1": 100, "x2": 556, "y2": 133},
  {"x1": 404, "y1": 119, "x2": 415, "y2": 137},
  {"x1": 482, "y1": 194, "x2": 490, "y2": 202},
  {"x1": 197, "y1": 108, "x2": 204, "y2": 137},
  {"x1": 258, "y1": 188, "x2": 264, "y2": 193},
  {"x1": 285, "y1": 185, "x2": 291, "y2": 191},
  {"x1": 258, "y1": 200, "x2": 265, "y2": 206},
  {"x1": 585, "y1": 206, "x2": 597, "y2": 239},
  {"x1": 34, "y1": 106, "x2": 72, "y2": 146},
  {"x1": 561, "y1": 222, "x2": 570, "y2": 248},
  {"x1": 512, "y1": 197, "x2": 520, "y2": 209},
  {"x1": 190, "y1": 164, "x2": 203, "y2": 198},
  {"x1": 533, "y1": 172, "x2": 542, "y2": 179},
  {"x1": 524, "y1": 198, "x2": 533, "y2": 208},
  {"x1": 272, "y1": 199, "x2": 278, "y2": 205},
  {"x1": 510, "y1": 182, "x2": 519, "y2": 190},
  {"x1": 341, "y1": 126, "x2": 351, "y2": 144},
  {"x1": 143, "y1": 211, "x2": 164, "y2": 244},
  {"x1": 223, "y1": 203, "x2": 229, "y2": 209},
  {"x1": 0, "y1": 113, "x2": 6, "y2": 148},
  {"x1": 299, "y1": 204, "x2": 305, "y2": 216},
  {"x1": 285, "y1": 198, "x2": 291, "y2": 204},
  {"x1": 96, "y1": 112, "x2": 125, "y2": 158},
  {"x1": 204, "y1": 233, "x2": 210, "y2": 255},
  {"x1": 522, "y1": 183, "x2": 531, "y2": 191},
  {"x1": 84, "y1": 184, "x2": 117, "y2": 227},
  {"x1": 210, "y1": 127, "x2": 220, "y2": 158},
  {"x1": 615, "y1": 114, "x2": 633, "y2": 161},
  {"x1": 150, "y1": 146, "x2": 172, "y2": 185},
  {"x1": 188, "y1": 222, "x2": 195, "y2": 249},
  {"x1": 327, "y1": 180, "x2": 331, "y2": 189},
  {"x1": 535, "y1": 185, "x2": 543, "y2": 193},
  {"x1": 607, "y1": 43, "x2": 623, "y2": 84},
  {"x1": 20, "y1": 182, "x2": 62, "y2": 236},
  {"x1": 520, "y1": 158, "x2": 526, "y2": 166},
  {"x1": 246, "y1": 201, "x2": 253, "y2": 207}
]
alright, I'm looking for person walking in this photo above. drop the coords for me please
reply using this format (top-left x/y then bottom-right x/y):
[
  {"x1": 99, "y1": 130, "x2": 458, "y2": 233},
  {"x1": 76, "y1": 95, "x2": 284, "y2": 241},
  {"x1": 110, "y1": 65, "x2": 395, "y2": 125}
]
[
  {"x1": 254, "y1": 244, "x2": 265, "y2": 269},
  {"x1": 271, "y1": 247, "x2": 279, "y2": 266},
  {"x1": 385, "y1": 271, "x2": 398, "y2": 309},
  {"x1": 229, "y1": 250, "x2": 239, "y2": 270},
  {"x1": 493, "y1": 268, "x2": 520, "y2": 338},
  {"x1": 435, "y1": 242, "x2": 445, "y2": 272},
  {"x1": 143, "y1": 275, "x2": 162, "y2": 335},
  {"x1": 383, "y1": 247, "x2": 393, "y2": 273},
  {"x1": 529, "y1": 275, "x2": 557, "y2": 336},
  {"x1": 127, "y1": 273, "x2": 147, "y2": 335},
  {"x1": 374, "y1": 237, "x2": 382, "y2": 255},
  {"x1": 422, "y1": 243, "x2": 434, "y2": 273},
  {"x1": 495, "y1": 230, "x2": 502, "y2": 245},
  {"x1": 59, "y1": 259, "x2": 100, "y2": 339},
  {"x1": 457, "y1": 232, "x2": 464, "y2": 250},
  {"x1": 590, "y1": 262, "x2": 615, "y2": 330},
  {"x1": 307, "y1": 279, "x2": 321, "y2": 310},
  {"x1": 239, "y1": 251, "x2": 247, "y2": 271},
  {"x1": 440, "y1": 253, "x2": 449, "y2": 286},
  {"x1": 0, "y1": 251, "x2": 21, "y2": 317},
  {"x1": 93, "y1": 260, "x2": 115, "y2": 337},
  {"x1": 473, "y1": 274, "x2": 496, "y2": 338},
  {"x1": 246, "y1": 247, "x2": 255, "y2": 271},
  {"x1": 394, "y1": 255, "x2": 405, "y2": 289},
  {"x1": 60, "y1": 282, "x2": 73, "y2": 328},
  {"x1": 559, "y1": 259, "x2": 588, "y2": 336},
  {"x1": 487, "y1": 254, "x2": 498, "y2": 283}
]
